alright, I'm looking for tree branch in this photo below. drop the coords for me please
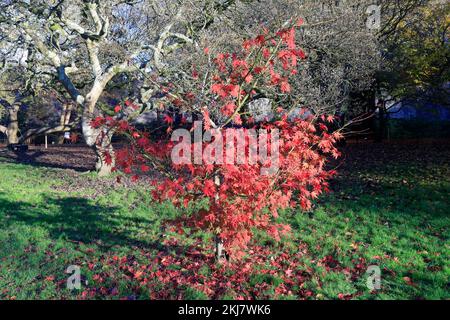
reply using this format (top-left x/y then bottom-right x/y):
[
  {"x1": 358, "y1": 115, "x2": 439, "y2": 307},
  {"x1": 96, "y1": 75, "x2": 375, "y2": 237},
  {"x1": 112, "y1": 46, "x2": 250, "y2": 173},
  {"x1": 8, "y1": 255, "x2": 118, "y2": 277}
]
[
  {"x1": 86, "y1": 2, "x2": 105, "y2": 35},
  {"x1": 22, "y1": 25, "x2": 85, "y2": 106},
  {"x1": 86, "y1": 39, "x2": 102, "y2": 77},
  {"x1": 153, "y1": 7, "x2": 186, "y2": 69},
  {"x1": 19, "y1": 122, "x2": 76, "y2": 143}
]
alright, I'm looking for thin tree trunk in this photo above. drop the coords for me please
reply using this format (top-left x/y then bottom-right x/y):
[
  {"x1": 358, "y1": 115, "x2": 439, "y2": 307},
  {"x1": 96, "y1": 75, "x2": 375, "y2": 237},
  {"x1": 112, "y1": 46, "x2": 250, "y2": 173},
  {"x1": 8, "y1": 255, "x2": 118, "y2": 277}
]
[
  {"x1": 7, "y1": 104, "x2": 20, "y2": 145},
  {"x1": 57, "y1": 104, "x2": 73, "y2": 144},
  {"x1": 57, "y1": 136, "x2": 65, "y2": 145},
  {"x1": 215, "y1": 236, "x2": 228, "y2": 263},
  {"x1": 213, "y1": 175, "x2": 228, "y2": 263}
]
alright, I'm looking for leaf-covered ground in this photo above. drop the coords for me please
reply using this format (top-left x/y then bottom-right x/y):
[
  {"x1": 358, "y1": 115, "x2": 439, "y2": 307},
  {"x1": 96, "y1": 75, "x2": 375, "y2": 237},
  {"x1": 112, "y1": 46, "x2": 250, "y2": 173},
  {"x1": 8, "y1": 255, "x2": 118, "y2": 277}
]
[{"x1": 0, "y1": 141, "x2": 449, "y2": 300}]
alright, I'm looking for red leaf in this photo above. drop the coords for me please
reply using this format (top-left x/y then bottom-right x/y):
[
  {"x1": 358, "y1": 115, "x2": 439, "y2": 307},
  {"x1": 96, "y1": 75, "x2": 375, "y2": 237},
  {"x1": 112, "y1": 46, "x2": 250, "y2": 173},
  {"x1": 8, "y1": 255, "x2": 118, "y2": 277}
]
[
  {"x1": 280, "y1": 81, "x2": 291, "y2": 93},
  {"x1": 202, "y1": 180, "x2": 216, "y2": 197},
  {"x1": 164, "y1": 115, "x2": 174, "y2": 125}
]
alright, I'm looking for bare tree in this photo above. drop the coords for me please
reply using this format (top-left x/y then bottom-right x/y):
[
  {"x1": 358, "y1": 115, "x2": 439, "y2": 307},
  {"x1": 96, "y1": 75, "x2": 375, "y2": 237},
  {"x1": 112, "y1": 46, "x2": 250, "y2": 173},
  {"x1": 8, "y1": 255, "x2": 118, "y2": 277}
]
[
  {"x1": 2, "y1": 0, "x2": 436, "y2": 160},
  {"x1": 1, "y1": 0, "x2": 236, "y2": 175},
  {"x1": 161, "y1": 0, "x2": 382, "y2": 125}
]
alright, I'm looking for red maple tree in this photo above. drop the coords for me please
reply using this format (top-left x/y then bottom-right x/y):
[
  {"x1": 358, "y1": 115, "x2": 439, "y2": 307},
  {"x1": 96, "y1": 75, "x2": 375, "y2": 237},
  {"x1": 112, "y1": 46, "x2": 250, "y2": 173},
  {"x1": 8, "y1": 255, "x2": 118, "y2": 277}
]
[{"x1": 93, "y1": 20, "x2": 343, "y2": 262}]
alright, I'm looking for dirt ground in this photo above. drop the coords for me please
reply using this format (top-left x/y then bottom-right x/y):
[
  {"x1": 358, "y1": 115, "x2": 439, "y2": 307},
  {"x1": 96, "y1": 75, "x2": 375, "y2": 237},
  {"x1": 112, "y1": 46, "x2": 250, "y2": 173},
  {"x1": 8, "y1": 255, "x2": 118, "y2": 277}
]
[
  {"x1": 0, "y1": 144, "x2": 97, "y2": 172},
  {"x1": 0, "y1": 139, "x2": 449, "y2": 175}
]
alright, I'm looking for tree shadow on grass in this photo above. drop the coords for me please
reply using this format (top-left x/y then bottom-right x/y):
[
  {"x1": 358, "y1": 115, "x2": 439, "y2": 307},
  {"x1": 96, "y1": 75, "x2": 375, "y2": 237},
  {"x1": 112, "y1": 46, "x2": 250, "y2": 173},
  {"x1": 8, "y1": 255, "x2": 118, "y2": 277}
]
[
  {"x1": 341, "y1": 181, "x2": 447, "y2": 216},
  {"x1": 316, "y1": 175, "x2": 450, "y2": 257},
  {"x1": 0, "y1": 192, "x2": 188, "y2": 254}
]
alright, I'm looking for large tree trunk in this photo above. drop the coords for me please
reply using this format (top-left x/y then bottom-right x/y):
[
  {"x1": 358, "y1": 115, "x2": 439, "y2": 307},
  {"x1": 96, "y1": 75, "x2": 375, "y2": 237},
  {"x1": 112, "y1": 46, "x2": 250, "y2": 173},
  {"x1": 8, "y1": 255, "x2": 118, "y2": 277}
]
[
  {"x1": 375, "y1": 102, "x2": 388, "y2": 143},
  {"x1": 82, "y1": 112, "x2": 115, "y2": 177},
  {"x1": 0, "y1": 125, "x2": 7, "y2": 136},
  {"x1": 76, "y1": 80, "x2": 117, "y2": 176},
  {"x1": 7, "y1": 104, "x2": 20, "y2": 145},
  {"x1": 94, "y1": 131, "x2": 115, "y2": 177},
  {"x1": 0, "y1": 125, "x2": 7, "y2": 146}
]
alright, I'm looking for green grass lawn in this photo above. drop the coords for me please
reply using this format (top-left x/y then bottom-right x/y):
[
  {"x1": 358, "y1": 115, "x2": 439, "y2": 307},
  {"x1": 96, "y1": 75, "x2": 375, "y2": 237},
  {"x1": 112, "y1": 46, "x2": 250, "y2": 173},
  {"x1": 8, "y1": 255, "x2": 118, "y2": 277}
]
[{"x1": 0, "y1": 144, "x2": 449, "y2": 300}]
